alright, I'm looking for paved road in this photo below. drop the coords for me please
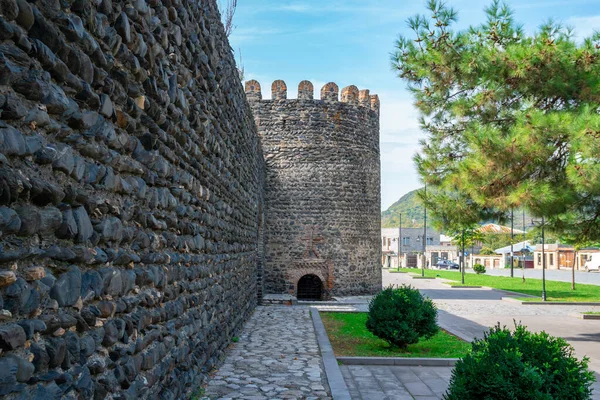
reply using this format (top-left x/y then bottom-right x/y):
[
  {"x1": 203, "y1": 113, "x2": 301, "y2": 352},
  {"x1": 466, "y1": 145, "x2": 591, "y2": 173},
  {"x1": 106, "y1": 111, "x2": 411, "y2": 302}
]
[
  {"x1": 401, "y1": 266, "x2": 600, "y2": 286},
  {"x1": 479, "y1": 267, "x2": 600, "y2": 286},
  {"x1": 383, "y1": 271, "x2": 600, "y2": 396}
]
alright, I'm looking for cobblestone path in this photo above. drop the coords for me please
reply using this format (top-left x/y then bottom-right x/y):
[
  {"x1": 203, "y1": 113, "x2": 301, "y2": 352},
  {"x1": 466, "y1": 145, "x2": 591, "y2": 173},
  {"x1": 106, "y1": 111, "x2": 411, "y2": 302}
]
[{"x1": 204, "y1": 306, "x2": 331, "y2": 399}]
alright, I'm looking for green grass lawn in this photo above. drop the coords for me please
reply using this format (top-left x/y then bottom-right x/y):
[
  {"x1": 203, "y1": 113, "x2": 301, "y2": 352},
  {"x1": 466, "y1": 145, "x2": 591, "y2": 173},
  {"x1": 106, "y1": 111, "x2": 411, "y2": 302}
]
[
  {"x1": 397, "y1": 268, "x2": 600, "y2": 302},
  {"x1": 582, "y1": 311, "x2": 600, "y2": 315},
  {"x1": 320, "y1": 312, "x2": 470, "y2": 358}
]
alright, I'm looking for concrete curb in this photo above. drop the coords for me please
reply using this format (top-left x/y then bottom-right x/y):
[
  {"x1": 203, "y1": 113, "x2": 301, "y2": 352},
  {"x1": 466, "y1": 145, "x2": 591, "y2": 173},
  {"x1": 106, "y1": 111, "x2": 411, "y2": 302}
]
[
  {"x1": 503, "y1": 297, "x2": 600, "y2": 306},
  {"x1": 337, "y1": 357, "x2": 458, "y2": 366},
  {"x1": 444, "y1": 285, "x2": 482, "y2": 289},
  {"x1": 310, "y1": 308, "x2": 352, "y2": 400},
  {"x1": 299, "y1": 300, "x2": 366, "y2": 306},
  {"x1": 570, "y1": 313, "x2": 600, "y2": 319},
  {"x1": 439, "y1": 284, "x2": 537, "y2": 298},
  {"x1": 411, "y1": 276, "x2": 435, "y2": 280},
  {"x1": 502, "y1": 297, "x2": 524, "y2": 304},
  {"x1": 492, "y1": 288, "x2": 537, "y2": 298},
  {"x1": 311, "y1": 309, "x2": 364, "y2": 313}
]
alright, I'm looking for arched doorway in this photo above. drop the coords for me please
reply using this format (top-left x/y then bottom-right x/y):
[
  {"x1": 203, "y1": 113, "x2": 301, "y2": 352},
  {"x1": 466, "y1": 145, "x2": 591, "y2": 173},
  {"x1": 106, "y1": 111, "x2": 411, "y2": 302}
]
[{"x1": 297, "y1": 274, "x2": 323, "y2": 300}]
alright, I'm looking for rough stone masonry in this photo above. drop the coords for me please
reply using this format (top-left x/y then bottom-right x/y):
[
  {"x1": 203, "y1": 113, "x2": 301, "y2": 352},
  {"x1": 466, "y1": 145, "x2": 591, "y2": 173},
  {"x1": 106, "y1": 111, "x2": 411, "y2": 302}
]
[
  {"x1": 0, "y1": 0, "x2": 382, "y2": 398},
  {"x1": 0, "y1": 0, "x2": 264, "y2": 398},
  {"x1": 247, "y1": 80, "x2": 382, "y2": 298}
]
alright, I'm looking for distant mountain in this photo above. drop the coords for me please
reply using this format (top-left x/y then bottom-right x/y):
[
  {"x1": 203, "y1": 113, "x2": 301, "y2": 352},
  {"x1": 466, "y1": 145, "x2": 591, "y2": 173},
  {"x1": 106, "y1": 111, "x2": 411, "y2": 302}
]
[
  {"x1": 381, "y1": 189, "x2": 428, "y2": 228},
  {"x1": 382, "y1": 188, "x2": 537, "y2": 230}
]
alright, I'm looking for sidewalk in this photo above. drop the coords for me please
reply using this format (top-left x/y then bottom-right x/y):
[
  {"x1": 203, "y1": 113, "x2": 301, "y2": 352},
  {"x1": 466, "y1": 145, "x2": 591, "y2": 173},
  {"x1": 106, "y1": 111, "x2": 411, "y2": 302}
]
[
  {"x1": 204, "y1": 306, "x2": 331, "y2": 399},
  {"x1": 341, "y1": 364, "x2": 452, "y2": 400},
  {"x1": 384, "y1": 271, "x2": 600, "y2": 394},
  {"x1": 203, "y1": 272, "x2": 600, "y2": 399},
  {"x1": 384, "y1": 272, "x2": 600, "y2": 372}
]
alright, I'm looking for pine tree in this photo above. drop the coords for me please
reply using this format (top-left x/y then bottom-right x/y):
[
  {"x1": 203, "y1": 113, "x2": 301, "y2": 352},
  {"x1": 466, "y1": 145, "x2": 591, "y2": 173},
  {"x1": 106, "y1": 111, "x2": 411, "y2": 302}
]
[{"x1": 392, "y1": 0, "x2": 600, "y2": 244}]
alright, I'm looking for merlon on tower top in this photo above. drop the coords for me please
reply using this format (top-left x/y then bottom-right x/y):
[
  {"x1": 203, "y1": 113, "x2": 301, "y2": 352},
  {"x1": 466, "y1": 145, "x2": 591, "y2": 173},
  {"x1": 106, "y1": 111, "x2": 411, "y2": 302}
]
[{"x1": 244, "y1": 80, "x2": 380, "y2": 115}]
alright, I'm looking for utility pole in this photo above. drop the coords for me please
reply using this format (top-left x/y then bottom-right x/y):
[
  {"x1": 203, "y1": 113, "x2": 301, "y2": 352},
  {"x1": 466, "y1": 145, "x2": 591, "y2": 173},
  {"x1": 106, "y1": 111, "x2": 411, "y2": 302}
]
[
  {"x1": 522, "y1": 208, "x2": 526, "y2": 283},
  {"x1": 461, "y1": 229, "x2": 465, "y2": 284},
  {"x1": 398, "y1": 213, "x2": 402, "y2": 270},
  {"x1": 541, "y1": 216, "x2": 546, "y2": 301},
  {"x1": 422, "y1": 184, "x2": 427, "y2": 277},
  {"x1": 510, "y1": 208, "x2": 514, "y2": 278}
]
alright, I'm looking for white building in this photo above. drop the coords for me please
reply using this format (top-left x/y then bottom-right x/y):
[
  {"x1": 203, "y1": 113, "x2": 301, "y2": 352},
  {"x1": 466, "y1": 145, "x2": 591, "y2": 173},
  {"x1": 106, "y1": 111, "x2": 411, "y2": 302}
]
[{"x1": 381, "y1": 227, "x2": 440, "y2": 268}]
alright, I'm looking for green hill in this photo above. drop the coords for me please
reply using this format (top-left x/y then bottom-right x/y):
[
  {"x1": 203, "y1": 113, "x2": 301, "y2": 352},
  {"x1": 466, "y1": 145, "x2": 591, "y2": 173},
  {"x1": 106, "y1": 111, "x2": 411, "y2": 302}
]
[
  {"x1": 381, "y1": 189, "x2": 427, "y2": 228},
  {"x1": 382, "y1": 189, "x2": 536, "y2": 230}
]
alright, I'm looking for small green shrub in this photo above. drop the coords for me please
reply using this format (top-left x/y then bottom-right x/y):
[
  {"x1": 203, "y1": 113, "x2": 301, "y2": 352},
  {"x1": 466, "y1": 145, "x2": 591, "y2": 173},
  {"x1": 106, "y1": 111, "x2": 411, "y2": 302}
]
[
  {"x1": 473, "y1": 264, "x2": 486, "y2": 274},
  {"x1": 366, "y1": 285, "x2": 438, "y2": 349},
  {"x1": 444, "y1": 323, "x2": 595, "y2": 400},
  {"x1": 232, "y1": 336, "x2": 239, "y2": 343}
]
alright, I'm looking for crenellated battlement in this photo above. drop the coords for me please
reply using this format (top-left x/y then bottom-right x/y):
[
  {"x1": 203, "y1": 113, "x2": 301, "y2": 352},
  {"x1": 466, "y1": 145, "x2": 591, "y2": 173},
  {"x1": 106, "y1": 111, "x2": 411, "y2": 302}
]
[
  {"x1": 244, "y1": 80, "x2": 380, "y2": 114},
  {"x1": 248, "y1": 77, "x2": 382, "y2": 299}
]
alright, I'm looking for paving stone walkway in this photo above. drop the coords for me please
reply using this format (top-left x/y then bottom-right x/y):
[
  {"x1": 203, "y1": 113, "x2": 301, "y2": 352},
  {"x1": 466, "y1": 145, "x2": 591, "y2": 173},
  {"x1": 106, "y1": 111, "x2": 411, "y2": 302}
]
[
  {"x1": 204, "y1": 306, "x2": 331, "y2": 399},
  {"x1": 341, "y1": 364, "x2": 452, "y2": 400},
  {"x1": 385, "y1": 271, "x2": 600, "y2": 395}
]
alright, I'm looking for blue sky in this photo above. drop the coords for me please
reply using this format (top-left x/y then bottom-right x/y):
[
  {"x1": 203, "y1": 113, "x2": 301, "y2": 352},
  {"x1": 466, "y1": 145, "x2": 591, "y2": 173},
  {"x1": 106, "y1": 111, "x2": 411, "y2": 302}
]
[{"x1": 227, "y1": 0, "x2": 600, "y2": 211}]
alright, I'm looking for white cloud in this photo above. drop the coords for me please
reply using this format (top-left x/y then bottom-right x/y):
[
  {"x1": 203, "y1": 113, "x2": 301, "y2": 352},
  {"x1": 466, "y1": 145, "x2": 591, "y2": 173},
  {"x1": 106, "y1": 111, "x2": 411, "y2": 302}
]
[
  {"x1": 378, "y1": 98, "x2": 421, "y2": 142},
  {"x1": 567, "y1": 15, "x2": 600, "y2": 41},
  {"x1": 380, "y1": 141, "x2": 423, "y2": 209},
  {"x1": 513, "y1": 0, "x2": 595, "y2": 9},
  {"x1": 279, "y1": 3, "x2": 312, "y2": 12},
  {"x1": 242, "y1": 1, "x2": 415, "y2": 18},
  {"x1": 230, "y1": 27, "x2": 286, "y2": 43}
]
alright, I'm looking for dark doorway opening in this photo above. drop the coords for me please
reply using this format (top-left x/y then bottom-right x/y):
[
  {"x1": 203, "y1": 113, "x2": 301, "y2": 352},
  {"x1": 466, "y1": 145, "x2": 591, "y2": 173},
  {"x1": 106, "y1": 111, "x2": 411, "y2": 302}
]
[
  {"x1": 407, "y1": 254, "x2": 418, "y2": 268},
  {"x1": 297, "y1": 274, "x2": 323, "y2": 300}
]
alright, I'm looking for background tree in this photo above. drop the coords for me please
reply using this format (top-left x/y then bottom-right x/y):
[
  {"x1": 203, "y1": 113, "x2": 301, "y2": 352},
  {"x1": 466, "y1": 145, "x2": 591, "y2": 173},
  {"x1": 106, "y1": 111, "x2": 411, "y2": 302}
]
[
  {"x1": 448, "y1": 225, "x2": 484, "y2": 252},
  {"x1": 479, "y1": 233, "x2": 512, "y2": 255},
  {"x1": 419, "y1": 189, "x2": 488, "y2": 281},
  {"x1": 392, "y1": 0, "x2": 600, "y2": 245},
  {"x1": 558, "y1": 224, "x2": 599, "y2": 289},
  {"x1": 447, "y1": 224, "x2": 484, "y2": 282}
]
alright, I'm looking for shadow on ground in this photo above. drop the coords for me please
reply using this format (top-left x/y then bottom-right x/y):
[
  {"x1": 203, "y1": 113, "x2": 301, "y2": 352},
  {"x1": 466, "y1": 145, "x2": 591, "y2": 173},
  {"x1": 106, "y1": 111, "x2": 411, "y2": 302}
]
[
  {"x1": 437, "y1": 309, "x2": 490, "y2": 341},
  {"x1": 421, "y1": 288, "x2": 506, "y2": 301},
  {"x1": 562, "y1": 332, "x2": 600, "y2": 342}
]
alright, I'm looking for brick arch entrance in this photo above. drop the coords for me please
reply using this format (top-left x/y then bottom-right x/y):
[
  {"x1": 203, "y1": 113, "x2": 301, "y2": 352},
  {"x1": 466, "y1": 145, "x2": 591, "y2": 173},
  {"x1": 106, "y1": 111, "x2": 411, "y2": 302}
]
[
  {"x1": 286, "y1": 259, "x2": 334, "y2": 300},
  {"x1": 297, "y1": 274, "x2": 323, "y2": 300}
]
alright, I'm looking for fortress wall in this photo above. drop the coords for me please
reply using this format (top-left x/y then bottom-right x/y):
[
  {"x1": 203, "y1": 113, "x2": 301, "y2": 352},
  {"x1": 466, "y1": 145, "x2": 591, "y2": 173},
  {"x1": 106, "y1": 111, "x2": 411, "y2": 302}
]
[
  {"x1": 0, "y1": 0, "x2": 263, "y2": 398},
  {"x1": 247, "y1": 81, "x2": 381, "y2": 297}
]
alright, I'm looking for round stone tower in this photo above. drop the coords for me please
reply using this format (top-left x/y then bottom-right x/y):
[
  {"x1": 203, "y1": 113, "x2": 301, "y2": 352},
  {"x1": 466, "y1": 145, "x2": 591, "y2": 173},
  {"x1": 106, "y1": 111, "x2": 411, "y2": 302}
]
[{"x1": 246, "y1": 79, "x2": 382, "y2": 298}]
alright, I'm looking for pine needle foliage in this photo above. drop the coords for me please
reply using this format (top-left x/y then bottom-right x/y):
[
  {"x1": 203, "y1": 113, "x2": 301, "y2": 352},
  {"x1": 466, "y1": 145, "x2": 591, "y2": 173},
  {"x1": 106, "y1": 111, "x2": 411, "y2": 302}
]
[{"x1": 392, "y1": 0, "x2": 600, "y2": 243}]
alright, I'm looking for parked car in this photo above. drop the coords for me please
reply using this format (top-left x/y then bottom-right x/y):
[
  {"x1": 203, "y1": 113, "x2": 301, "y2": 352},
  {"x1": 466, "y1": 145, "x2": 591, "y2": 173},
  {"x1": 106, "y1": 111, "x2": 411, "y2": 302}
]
[
  {"x1": 585, "y1": 254, "x2": 600, "y2": 272},
  {"x1": 436, "y1": 260, "x2": 459, "y2": 270}
]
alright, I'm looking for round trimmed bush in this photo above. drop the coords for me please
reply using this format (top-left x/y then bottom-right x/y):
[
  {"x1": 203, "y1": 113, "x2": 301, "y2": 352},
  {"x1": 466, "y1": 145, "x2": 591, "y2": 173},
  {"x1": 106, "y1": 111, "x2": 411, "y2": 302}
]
[
  {"x1": 444, "y1": 323, "x2": 595, "y2": 400},
  {"x1": 473, "y1": 264, "x2": 486, "y2": 274},
  {"x1": 366, "y1": 285, "x2": 438, "y2": 349}
]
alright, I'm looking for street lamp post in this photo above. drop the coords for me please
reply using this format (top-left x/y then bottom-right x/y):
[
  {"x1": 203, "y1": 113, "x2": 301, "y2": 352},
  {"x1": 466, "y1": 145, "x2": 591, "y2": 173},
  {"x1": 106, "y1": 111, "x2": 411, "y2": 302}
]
[
  {"x1": 510, "y1": 208, "x2": 514, "y2": 278},
  {"x1": 461, "y1": 229, "x2": 465, "y2": 284},
  {"x1": 522, "y1": 208, "x2": 526, "y2": 283},
  {"x1": 398, "y1": 213, "x2": 402, "y2": 270},
  {"x1": 422, "y1": 185, "x2": 427, "y2": 277},
  {"x1": 541, "y1": 216, "x2": 546, "y2": 301},
  {"x1": 532, "y1": 217, "x2": 547, "y2": 301}
]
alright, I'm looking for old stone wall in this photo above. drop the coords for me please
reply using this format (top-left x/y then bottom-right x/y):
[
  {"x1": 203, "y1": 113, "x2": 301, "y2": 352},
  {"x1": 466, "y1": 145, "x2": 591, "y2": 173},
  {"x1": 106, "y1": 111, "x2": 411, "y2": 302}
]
[
  {"x1": 0, "y1": 0, "x2": 264, "y2": 398},
  {"x1": 247, "y1": 80, "x2": 382, "y2": 297}
]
